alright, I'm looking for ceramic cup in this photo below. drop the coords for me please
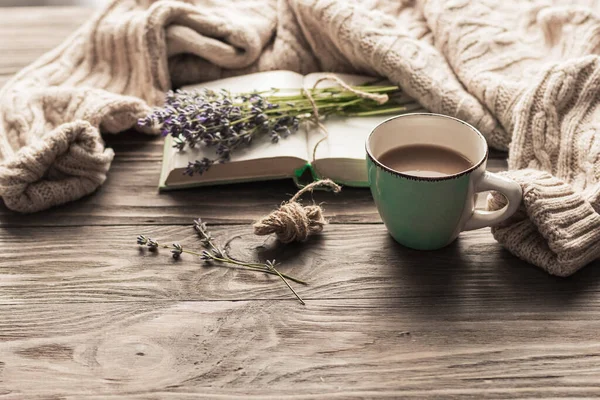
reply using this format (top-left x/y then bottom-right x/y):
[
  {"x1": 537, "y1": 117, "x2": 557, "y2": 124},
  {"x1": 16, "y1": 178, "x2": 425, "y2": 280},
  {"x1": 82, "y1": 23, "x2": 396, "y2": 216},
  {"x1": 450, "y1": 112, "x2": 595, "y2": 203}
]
[{"x1": 366, "y1": 113, "x2": 522, "y2": 250}]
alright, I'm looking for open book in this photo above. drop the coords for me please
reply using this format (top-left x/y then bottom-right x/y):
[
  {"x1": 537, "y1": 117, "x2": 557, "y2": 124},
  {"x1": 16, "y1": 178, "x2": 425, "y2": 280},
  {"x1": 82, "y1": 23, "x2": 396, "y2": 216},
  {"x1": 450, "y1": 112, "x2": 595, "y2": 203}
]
[{"x1": 159, "y1": 71, "x2": 424, "y2": 190}]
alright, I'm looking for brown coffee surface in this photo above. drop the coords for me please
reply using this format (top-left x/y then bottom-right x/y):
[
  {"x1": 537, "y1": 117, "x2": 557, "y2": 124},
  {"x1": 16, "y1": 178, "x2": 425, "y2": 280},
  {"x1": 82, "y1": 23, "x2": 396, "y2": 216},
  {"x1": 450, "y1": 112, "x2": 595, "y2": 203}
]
[{"x1": 378, "y1": 144, "x2": 473, "y2": 178}]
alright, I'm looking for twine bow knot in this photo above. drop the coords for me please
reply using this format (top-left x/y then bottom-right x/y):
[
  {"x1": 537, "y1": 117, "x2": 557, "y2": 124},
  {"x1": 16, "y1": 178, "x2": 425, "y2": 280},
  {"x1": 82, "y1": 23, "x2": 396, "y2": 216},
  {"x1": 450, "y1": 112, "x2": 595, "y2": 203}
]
[{"x1": 253, "y1": 179, "x2": 341, "y2": 243}]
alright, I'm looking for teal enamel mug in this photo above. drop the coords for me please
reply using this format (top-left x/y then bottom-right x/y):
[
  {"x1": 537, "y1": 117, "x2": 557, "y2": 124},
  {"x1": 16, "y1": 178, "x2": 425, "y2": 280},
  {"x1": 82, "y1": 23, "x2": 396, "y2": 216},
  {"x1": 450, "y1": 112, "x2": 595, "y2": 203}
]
[{"x1": 366, "y1": 113, "x2": 522, "y2": 250}]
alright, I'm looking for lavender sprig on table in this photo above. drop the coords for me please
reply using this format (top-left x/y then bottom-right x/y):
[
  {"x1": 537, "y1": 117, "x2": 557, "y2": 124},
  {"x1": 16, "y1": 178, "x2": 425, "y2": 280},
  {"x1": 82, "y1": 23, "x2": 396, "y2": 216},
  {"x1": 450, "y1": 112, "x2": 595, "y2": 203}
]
[
  {"x1": 138, "y1": 83, "x2": 414, "y2": 176},
  {"x1": 136, "y1": 218, "x2": 306, "y2": 304}
]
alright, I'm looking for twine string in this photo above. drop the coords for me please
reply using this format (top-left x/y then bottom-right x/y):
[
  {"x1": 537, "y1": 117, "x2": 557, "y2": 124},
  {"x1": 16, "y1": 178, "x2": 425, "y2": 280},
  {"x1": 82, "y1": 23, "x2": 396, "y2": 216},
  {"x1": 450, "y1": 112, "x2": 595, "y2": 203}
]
[
  {"x1": 254, "y1": 76, "x2": 386, "y2": 243},
  {"x1": 303, "y1": 75, "x2": 389, "y2": 163},
  {"x1": 253, "y1": 179, "x2": 341, "y2": 243}
]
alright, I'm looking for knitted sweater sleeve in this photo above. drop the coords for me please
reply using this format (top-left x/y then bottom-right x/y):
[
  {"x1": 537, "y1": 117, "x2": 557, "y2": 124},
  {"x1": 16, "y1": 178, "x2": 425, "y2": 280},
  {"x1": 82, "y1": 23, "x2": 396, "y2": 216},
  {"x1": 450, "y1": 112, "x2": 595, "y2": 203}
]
[
  {"x1": 0, "y1": 0, "x2": 277, "y2": 212},
  {"x1": 0, "y1": 2, "x2": 161, "y2": 212},
  {"x1": 417, "y1": 0, "x2": 600, "y2": 275}
]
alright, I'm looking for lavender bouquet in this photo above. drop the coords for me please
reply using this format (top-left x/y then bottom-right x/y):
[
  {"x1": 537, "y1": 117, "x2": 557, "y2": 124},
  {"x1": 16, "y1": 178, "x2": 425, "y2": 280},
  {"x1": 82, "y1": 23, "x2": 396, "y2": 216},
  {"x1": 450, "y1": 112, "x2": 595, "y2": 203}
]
[{"x1": 138, "y1": 78, "x2": 416, "y2": 176}]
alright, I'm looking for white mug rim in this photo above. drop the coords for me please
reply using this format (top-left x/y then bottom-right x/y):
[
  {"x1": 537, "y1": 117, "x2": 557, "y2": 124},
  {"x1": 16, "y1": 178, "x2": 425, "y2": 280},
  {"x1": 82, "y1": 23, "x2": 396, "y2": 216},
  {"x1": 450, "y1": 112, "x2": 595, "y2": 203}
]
[{"x1": 365, "y1": 113, "x2": 489, "y2": 182}]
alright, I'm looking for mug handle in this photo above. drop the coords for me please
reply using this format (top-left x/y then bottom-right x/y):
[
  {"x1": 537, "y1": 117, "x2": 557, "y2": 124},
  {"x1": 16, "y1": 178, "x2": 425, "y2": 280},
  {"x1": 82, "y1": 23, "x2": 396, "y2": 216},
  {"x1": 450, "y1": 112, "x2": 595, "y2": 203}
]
[{"x1": 464, "y1": 171, "x2": 522, "y2": 231}]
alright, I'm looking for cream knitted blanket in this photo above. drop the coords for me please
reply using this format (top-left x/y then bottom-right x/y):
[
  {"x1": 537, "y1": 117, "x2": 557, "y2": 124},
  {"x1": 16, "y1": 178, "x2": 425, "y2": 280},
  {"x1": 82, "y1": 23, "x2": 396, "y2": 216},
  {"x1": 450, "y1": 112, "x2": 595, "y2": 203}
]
[{"x1": 0, "y1": 0, "x2": 599, "y2": 276}]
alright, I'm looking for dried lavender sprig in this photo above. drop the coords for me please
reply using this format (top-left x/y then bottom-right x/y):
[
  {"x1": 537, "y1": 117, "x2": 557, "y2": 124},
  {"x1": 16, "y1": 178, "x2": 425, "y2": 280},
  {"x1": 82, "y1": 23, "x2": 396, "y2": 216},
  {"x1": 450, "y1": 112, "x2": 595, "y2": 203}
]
[
  {"x1": 171, "y1": 243, "x2": 183, "y2": 259},
  {"x1": 137, "y1": 237, "x2": 306, "y2": 286},
  {"x1": 138, "y1": 88, "x2": 301, "y2": 176},
  {"x1": 136, "y1": 218, "x2": 307, "y2": 304},
  {"x1": 264, "y1": 260, "x2": 305, "y2": 305},
  {"x1": 192, "y1": 218, "x2": 307, "y2": 304},
  {"x1": 138, "y1": 84, "x2": 413, "y2": 176}
]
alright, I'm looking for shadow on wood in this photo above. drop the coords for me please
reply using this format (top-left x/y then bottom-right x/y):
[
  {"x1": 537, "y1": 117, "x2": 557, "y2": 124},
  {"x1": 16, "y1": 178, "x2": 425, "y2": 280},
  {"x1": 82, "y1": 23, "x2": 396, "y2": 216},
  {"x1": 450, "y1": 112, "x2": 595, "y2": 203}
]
[{"x1": 380, "y1": 233, "x2": 600, "y2": 319}]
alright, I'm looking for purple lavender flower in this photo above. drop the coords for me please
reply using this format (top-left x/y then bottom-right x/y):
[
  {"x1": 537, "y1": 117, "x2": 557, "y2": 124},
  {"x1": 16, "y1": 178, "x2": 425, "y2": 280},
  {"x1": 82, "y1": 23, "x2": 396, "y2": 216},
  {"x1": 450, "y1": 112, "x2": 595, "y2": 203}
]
[
  {"x1": 146, "y1": 237, "x2": 158, "y2": 250},
  {"x1": 136, "y1": 235, "x2": 148, "y2": 245},
  {"x1": 171, "y1": 243, "x2": 183, "y2": 259},
  {"x1": 137, "y1": 88, "x2": 303, "y2": 176},
  {"x1": 185, "y1": 157, "x2": 214, "y2": 176},
  {"x1": 138, "y1": 82, "x2": 403, "y2": 176}
]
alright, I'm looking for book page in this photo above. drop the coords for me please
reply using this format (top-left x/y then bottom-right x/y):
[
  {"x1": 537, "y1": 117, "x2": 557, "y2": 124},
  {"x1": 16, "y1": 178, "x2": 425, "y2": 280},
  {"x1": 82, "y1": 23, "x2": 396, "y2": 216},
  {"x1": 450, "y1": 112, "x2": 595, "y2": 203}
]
[
  {"x1": 307, "y1": 114, "x2": 394, "y2": 186},
  {"x1": 303, "y1": 73, "x2": 425, "y2": 185},
  {"x1": 174, "y1": 71, "x2": 310, "y2": 170},
  {"x1": 308, "y1": 115, "x2": 394, "y2": 160},
  {"x1": 304, "y1": 73, "x2": 423, "y2": 161}
]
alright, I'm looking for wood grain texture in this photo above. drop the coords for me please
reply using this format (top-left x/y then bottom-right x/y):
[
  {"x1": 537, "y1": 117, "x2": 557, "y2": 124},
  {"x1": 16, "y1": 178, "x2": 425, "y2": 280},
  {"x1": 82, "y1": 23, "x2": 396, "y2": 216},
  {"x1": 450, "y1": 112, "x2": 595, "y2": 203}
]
[
  {"x1": 1, "y1": 223, "x2": 599, "y2": 305},
  {"x1": 2, "y1": 6, "x2": 598, "y2": 399},
  {"x1": 0, "y1": 146, "x2": 509, "y2": 226},
  {"x1": 0, "y1": 7, "x2": 93, "y2": 86},
  {"x1": 2, "y1": 299, "x2": 600, "y2": 399}
]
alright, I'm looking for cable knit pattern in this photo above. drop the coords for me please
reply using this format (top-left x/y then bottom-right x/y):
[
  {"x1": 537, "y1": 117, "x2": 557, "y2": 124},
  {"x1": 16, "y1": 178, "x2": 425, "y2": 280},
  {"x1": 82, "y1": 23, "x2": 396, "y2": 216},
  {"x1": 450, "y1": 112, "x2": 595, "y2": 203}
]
[{"x1": 1, "y1": 0, "x2": 599, "y2": 274}]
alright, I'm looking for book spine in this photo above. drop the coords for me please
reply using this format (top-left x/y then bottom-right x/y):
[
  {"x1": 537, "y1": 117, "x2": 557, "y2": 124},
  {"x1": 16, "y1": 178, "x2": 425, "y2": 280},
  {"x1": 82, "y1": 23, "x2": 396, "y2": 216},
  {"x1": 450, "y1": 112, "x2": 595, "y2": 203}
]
[{"x1": 292, "y1": 163, "x2": 318, "y2": 187}]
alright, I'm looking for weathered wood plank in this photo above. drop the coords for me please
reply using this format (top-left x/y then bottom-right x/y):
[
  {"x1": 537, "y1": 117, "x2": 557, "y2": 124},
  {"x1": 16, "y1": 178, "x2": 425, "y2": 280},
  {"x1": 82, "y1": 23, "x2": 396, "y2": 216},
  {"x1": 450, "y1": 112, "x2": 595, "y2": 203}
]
[
  {"x1": 1, "y1": 299, "x2": 600, "y2": 398},
  {"x1": 0, "y1": 7, "x2": 93, "y2": 86},
  {"x1": 1, "y1": 224, "x2": 598, "y2": 304},
  {"x1": 0, "y1": 5, "x2": 598, "y2": 399},
  {"x1": 0, "y1": 158, "x2": 377, "y2": 226},
  {"x1": 0, "y1": 153, "x2": 509, "y2": 226}
]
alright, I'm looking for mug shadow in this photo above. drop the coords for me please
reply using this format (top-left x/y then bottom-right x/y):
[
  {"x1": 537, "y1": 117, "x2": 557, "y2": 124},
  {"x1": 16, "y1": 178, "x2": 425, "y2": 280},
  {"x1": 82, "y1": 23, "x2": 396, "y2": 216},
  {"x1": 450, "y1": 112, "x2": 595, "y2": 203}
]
[
  {"x1": 381, "y1": 234, "x2": 469, "y2": 317},
  {"x1": 382, "y1": 232, "x2": 600, "y2": 319}
]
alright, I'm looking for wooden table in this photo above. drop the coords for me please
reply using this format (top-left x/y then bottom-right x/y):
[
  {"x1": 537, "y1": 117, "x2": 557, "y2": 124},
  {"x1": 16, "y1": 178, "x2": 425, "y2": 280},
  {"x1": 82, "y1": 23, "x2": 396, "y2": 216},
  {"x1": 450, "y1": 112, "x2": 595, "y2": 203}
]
[{"x1": 1, "y1": 6, "x2": 600, "y2": 399}]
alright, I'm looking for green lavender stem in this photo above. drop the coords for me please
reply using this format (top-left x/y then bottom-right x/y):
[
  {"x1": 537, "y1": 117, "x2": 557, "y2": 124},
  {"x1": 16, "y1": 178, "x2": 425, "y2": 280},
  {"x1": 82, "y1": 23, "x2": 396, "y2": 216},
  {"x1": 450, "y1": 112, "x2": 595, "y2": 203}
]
[
  {"x1": 137, "y1": 227, "x2": 307, "y2": 305},
  {"x1": 262, "y1": 98, "x2": 366, "y2": 116},
  {"x1": 140, "y1": 83, "x2": 419, "y2": 176},
  {"x1": 346, "y1": 104, "x2": 422, "y2": 117},
  {"x1": 157, "y1": 244, "x2": 306, "y2": 285},
  {"x1": 206, "y1": 254, "x2": 307, "y2": 286},
  {"x1": 264, "y1": 85, "x2": 401, "y2": 102},
  {"x1": 265, "y1": 261, "x2": 305, "y2": 305}
]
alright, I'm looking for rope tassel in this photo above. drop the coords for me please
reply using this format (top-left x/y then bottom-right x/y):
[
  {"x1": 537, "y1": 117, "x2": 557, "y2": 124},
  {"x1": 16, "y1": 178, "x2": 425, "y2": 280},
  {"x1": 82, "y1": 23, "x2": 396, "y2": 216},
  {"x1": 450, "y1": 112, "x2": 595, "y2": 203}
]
[{"x1": 253, "y1": 179, "x2": 342, "y2": 243}]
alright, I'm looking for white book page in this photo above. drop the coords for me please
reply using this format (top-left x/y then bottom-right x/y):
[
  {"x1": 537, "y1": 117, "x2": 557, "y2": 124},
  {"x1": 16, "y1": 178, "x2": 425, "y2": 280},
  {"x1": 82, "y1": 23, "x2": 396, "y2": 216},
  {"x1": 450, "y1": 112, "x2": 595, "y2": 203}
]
[
  {"x1": 304, "y1": 73, "x2": 424, "y2": 161},
  {"x1": 309, "y1": 115, "x2": 394, "y2": 160},
  {"x1": 174, "y1": 71, "x2": 310, "y2": 170}
]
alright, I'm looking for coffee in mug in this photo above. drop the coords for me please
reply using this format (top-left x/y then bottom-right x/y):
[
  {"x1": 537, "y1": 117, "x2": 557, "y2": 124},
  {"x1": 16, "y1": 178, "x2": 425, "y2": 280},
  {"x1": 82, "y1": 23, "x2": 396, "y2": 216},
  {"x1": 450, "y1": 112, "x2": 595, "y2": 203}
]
[
  {"x1": 378, "y1": 144, "x2": 472, "y2": 178},
  {"x1": 366, "y1": 113, "x2": 522, "y2": 250}
]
